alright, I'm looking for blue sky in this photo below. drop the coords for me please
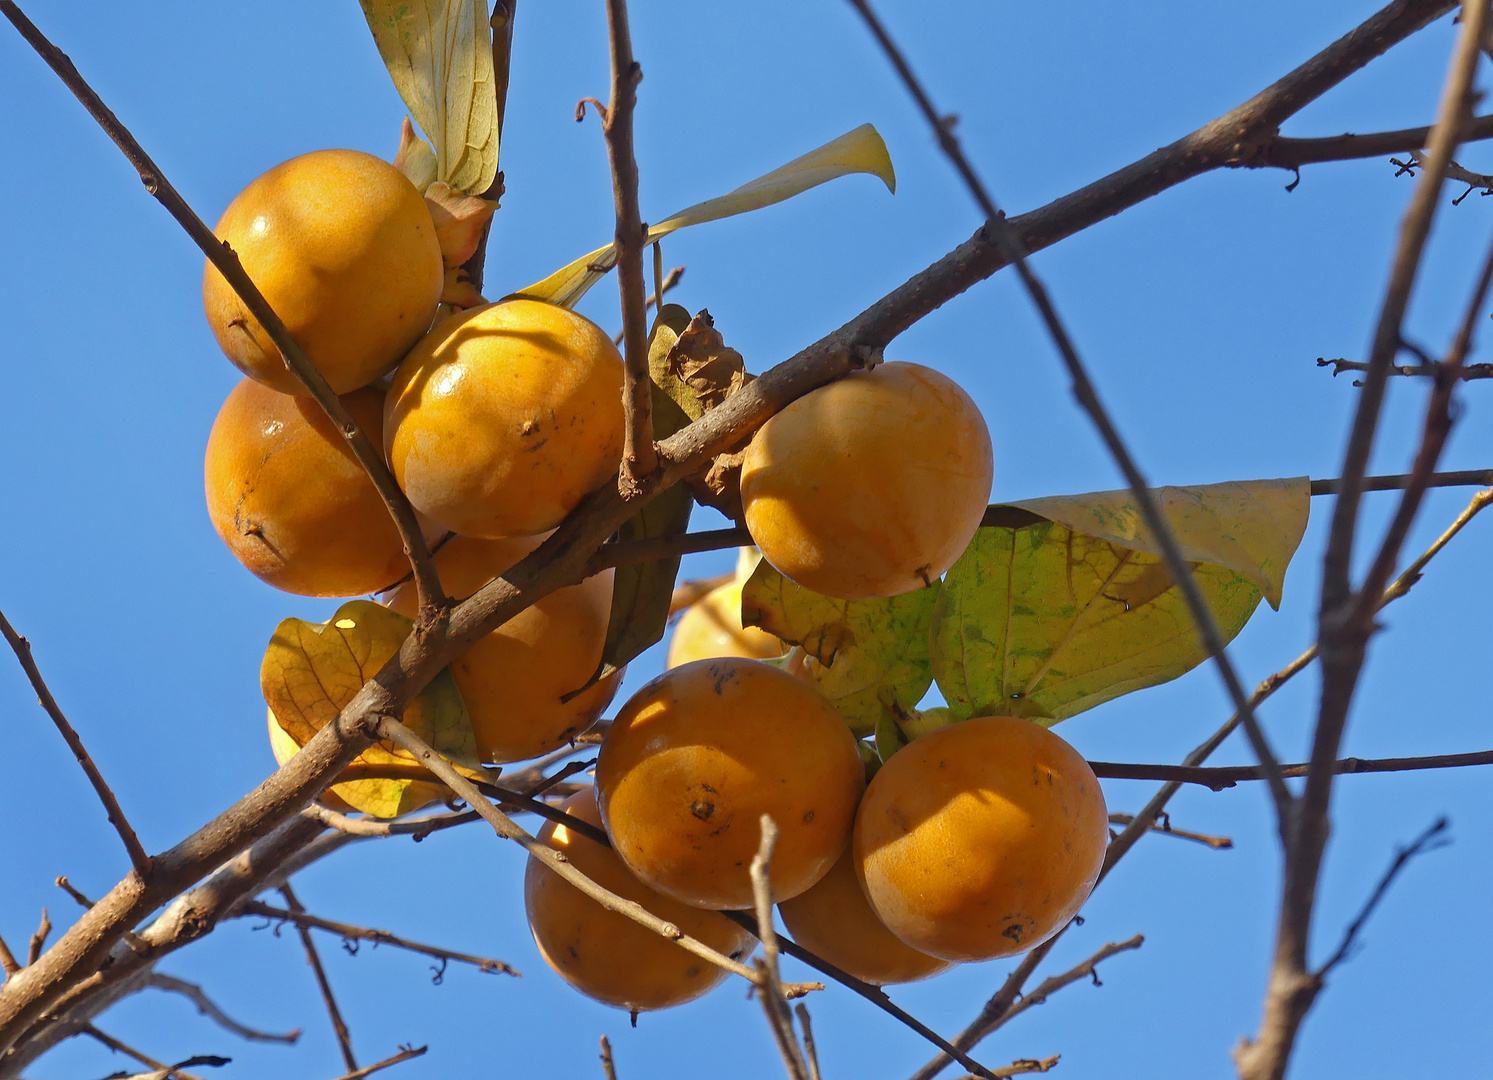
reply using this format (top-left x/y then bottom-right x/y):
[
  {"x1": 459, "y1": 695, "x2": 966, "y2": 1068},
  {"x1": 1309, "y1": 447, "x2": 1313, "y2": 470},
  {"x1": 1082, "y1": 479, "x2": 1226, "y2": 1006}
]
[{"x1": 1, "y1": 2, "x2": 1491, "y2": 1078}]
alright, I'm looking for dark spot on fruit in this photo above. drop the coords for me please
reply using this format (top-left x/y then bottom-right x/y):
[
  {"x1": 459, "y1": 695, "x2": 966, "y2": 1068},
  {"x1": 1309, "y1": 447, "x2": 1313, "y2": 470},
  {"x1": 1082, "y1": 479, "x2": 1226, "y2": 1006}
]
[
  {"x1": 802, "y1": 810, "x2": 815, "y2": 823},
  {"x1": 888, "y1": 806, "x2": 911, "y2": 834},
  {"x1": 568, "y1": 945, "x2": 578, "y2": 958},
  {"x1": 691, "y1": 800, "x2": 715, "y2": 821}
]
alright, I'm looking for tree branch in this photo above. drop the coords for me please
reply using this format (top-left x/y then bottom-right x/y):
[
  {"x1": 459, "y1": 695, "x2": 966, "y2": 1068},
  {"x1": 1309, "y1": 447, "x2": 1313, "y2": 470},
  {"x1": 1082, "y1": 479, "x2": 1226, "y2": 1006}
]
[
  {"x1": 612, "y1": 265, "x2": 685, "y2": 344},
  {"x1": 24, "y1": 913, "x2": 48, "y2": 970},
  {"x1": 81, "y1": 1025, "x2": 219, "y2": 1080},
  {"x1": 981, "y1": 936, "x2": 1144, "y2": 1035},
  {"x1": 145, "y1": 973, "x2": 300, "y2": 1045},
  {"x1": 322, "y1": 1044, "x2": 427, "y2": 1080},
  {"x1": 750, "y1": 816, "x2": 812, "y2": 1080},
  {"x1": 1318, "y1": 355, "x2": 1493, "y2": 381},
  {"x1": 599, "y1": 1035, "x2": 619, "y2": 1080},
  {"x1": 238, "y1": 900, "x2": 518, "y2": 981},
  {"x1": 1107, "y1": 812, "x2": 1233, "y2": 849},
  {"x1": 1093, "y1": 749, "x2": 1493, "y2": 788},
  {"x1": 601, "y1": 0, "x2": 657, "y2": 496},
  {"x1": 0, "y1": 609, "x2": 151, "y2": 879},
  {"x1": 279, "y1": 885, "x2": 356, "y2": 1073}
]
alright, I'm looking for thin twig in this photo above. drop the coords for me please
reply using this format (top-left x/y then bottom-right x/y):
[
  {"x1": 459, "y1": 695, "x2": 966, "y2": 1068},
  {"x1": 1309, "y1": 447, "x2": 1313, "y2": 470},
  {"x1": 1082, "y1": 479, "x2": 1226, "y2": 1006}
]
[
  {"x1": 989, "y1": 936, "x2": 1144, "y2": 1034},
  {"x1": 321, "y1": 1044, "x2": 427, "y2": 1080},
  {"x1": 855, "y1": 0, "x2": 1297, "y2": 821},
  {"x1": 55, "y1": 878, "x2": 94, "y2": 911},
  {"x1": 599, "y1": 1034, "x2": 619, "y2": 1080},
  {"x1": 601, "y1": 0, "x2": 657, "y2": 496},
  {"x1": 612, "y1": 265, "x2": 686, "y2": 344},
  {"x1": 794, "y1": 1003, "x2": 823, "y2": 1080},
  {"x1": 25, "y1": 910, "x2": 49, "y2": 967},
  {"x1": 751, "y1": 816, "x2": 811, "y2": 1080},
  {"x1": 299, "y1": 803, "x2": 480, "y2": 841},
  {"x1": 0, "y1": 2, "x2": 444, "y2": 617},
  {"x1": 0, "y1": 935, "x2": 18, "y2": 979},
  {"x1": 279, "y1": 885, "x2": 356, "y2": 1073},
  {"x1": 950, "y1": 1058, "x2": 1062, "y2": 1080},
  {"x1": 1318, "y1": 818, "x2": 1452, "y2": 980},
  {"x1": 81, "y1": 1025, "x2": 217, "y2": 1080},
  {"x1": 0, "y1": 609, "x2": 151, "y2": 879},
  {"x1": 238, "y1": 900, "x2": 519, "y2": 980},
  {"x1": 1093, "y1": 749, "x2": 1493, "y2": 789},
  {"x1": 1317, "y1": 355, "x2": 1493, "y2": 381},
  {"x1": 1107, "y1": 813, "x2": 1233, "y2": 849},
  {"x1": 1257, "y1": 113, "x2": 1493, "y2": 173},
  {"x1": 145, "y1": 973, "x2": 300, "y2": 1045},
  {"x1": 372, "y1": 717, "x2": 787, "y2": 993}
]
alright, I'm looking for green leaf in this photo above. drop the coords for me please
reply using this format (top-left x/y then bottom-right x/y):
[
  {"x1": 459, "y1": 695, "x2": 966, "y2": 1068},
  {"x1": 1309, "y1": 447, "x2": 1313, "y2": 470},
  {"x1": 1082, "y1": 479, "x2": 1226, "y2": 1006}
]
[
  {"x1": 587, "y1": 309, "x2": 698, "y2": 686},
  {"x1": 261, "y1": 599, "x2": 478, "y2": 768},
  {"x1": 360, "y1": 0, "x2": 499, "y2": 195},
  {"x1": 931, "y1": 478, "x2": 1310, "y2": 724},
  {"x1": 512, "y1": 124, "x2": 896, "y2": 309},
  {"x1": 874, "y1": 707, "x2": 909, "y2": 764},
  {"x1": 741, "y1": 560, "x2": 937, "y2": 737}
]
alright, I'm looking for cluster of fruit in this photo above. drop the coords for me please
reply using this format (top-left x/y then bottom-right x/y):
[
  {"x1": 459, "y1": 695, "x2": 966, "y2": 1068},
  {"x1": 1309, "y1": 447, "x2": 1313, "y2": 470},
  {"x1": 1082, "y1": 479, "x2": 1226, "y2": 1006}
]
[{"x1": 201, "y1": 148, "x2": 1108, "y2": 1015}]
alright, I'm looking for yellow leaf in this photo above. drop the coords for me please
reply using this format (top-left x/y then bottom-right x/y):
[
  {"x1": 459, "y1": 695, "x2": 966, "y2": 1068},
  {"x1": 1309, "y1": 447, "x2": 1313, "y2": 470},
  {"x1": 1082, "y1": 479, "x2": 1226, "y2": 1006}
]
[
  {"x1": 932, "y1": 479, "x2": 1309, "y2": 724},
  {"x1": 361, "y1": 1, "x2": 498, "y2": 195},
  {"x1": 261, "y1": 599, "x2": 478, "y2": 768},
  {"x1": 512, "y1": 124, "x2": 896, "y2": 308},
  {"x1": 268, "y1": 706, "x2": 445, "y2": 819}
]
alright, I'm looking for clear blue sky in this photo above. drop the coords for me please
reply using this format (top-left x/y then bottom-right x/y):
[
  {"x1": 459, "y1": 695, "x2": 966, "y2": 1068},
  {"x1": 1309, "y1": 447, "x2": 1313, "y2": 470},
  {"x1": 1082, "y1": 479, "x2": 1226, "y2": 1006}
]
[{"x1": 1, "y1": 2, "x2": 1490, "y2": 1078}]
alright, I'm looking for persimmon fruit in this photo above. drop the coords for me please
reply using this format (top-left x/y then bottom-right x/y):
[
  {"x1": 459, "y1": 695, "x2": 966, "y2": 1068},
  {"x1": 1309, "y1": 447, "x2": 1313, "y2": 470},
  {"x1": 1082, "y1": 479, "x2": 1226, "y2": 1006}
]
[
  {"x1": 739, "y1": 361, "x2": 993, "y2": 600},
  {"x1": 666, "y1": 579, "x2": 783, "y2": 668},
  {"x1": 596, "y1": 657, "x2": 864, "y2": 910},
  {"x1": 524, "y1": 788, "x2": 754, "y2": 1011},
  {"x1": 203, "y1": 149, "x2": 443, "y2": 395},
  {"x1": 204, "y1": 378, "x2": 423, "y2": 597},
  {"x1": 383, "y1": 298, "x2": 625, "y2": 539},
  {"x1": 778, "y1": 848, "x2": 952, "y2": 985},
  {"x1": 854, "y1": 716, "x2": 1108, "y2": 963},
  {"x1": 385, "y1": 533, "x2": 618, "y2": 764}
]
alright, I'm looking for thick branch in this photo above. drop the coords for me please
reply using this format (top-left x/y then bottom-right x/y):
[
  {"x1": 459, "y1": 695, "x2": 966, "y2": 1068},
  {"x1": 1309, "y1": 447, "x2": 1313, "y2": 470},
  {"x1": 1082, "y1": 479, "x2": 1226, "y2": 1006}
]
[
  {"x1": 602, "y1": 0, "x2": 657, "y2": 495},
  {"x1": 0, "y1": 609, "x2": 150, "y2": 878}
]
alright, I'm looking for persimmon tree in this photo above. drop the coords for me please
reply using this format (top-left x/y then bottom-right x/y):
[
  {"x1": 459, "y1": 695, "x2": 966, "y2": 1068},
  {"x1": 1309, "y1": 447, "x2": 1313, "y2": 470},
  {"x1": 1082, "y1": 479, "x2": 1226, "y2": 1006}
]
[{"x1": 1, "y1": 2, "x2": 1492, "y2": 1079}]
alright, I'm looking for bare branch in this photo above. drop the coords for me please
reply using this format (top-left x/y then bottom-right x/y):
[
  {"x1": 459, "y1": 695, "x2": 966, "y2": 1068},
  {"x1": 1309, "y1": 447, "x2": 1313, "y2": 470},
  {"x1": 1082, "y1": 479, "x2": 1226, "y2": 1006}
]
[
  {"x1": 794, "y1": 1004, "x2": 823, "y2": 1080},
  {"x1": 750, "y1": 816, "x2": 811, "y2": 1080},
  {"x1": 1094, "y1": 749, "x2": 1493, "y2": 789},
  {"x1": 54, "y1": 878, "x2": 94, "y2": 911},
  {"x1": 145, "y1": 973, "x2": 300, "y2": 1045},
  {"x1": 612, "y1": 266, "x2": 686, "y2": 344},
  {"x1": 279, "y1": 885, "x2": 356, "y2": 1073},
  {"x1": 1318, "y1": 355, "x2": 1493, "y2": 381},
  {"x1": 0, "y1": 609, "x2": 151, "y2": 879},
  {"x1": 1257, "y1": 112, "x2": 1493, "y2": 171},
  {"x1": 0, "y1": 937, "x2": 17, "y2": 981},
  {"x1": 601, "y1": 0, "x2": 657, "y2": 496},
  {"x1": 372, "y1": 717, "x2": 777, "y2": 991},
  {"x1": 24, "y1": 913, "x2": 48, "y2": 969},
  {"x1": 1107, "y1": 813, "x2": 1233, "y2": 849},
  {"x1": 851, "y1": 0, "x2": 1297, "y2": 822},
  {"x1": 299, "y1": 803, "x2": 480, "y2": 841},
  {"x1": 599, "y1": 1034, "x2": 619, "y2": 1080},
  {"x1": 950, "y1": 1058, "x2": 1062, "y2": 1080},
  {"x1": 322, "y1": 1044, "x2": 427, "y2": 1080},
  {"x1": 237, "y1": 900, "x2": 519, "y2": 980},
  {"x1": 0, "y1": 2, "x2": 444, "y2": 617},
  {"x1": 1315, "y1": 817, "x2": 1450, "y2": 977},
  {"x1": 988, "y1": 936, "x2": 1144, "y2": 1034},
  {"x1": 81, "y1": 1025, "x2": 218, "y2": 1080}
]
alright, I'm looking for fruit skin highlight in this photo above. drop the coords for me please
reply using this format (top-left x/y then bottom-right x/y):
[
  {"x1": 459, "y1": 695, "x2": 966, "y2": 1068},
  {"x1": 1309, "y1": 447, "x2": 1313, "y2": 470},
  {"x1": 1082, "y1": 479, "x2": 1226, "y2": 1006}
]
[
  {"x1": 666, "y1": 579, "x2": 783, "y2": 668},
  {"x1": 596, "y1": 657, "x2": 864, "y2": 910},
  {"x1": 740, "y1": 361, "x2": 993, "y2": 600},
  {"x1": 386, "y1": 533, "x2": 618, "y2": 764},
  {"x1": 204, "y1": 379, "x2": 422, "y2": 597},
  {"x1": 854, "y1": 716, "x2": 1108, "y2": 963},
  {"x1": 384, "y1": 298, "x2": 625, "y2": 539},
  {"x1": 203, "y1": 149, "x2": 443, "y2": 395},
  {"x1": 524, "y1": 788, "x2": 754, "y2": 1011},
  {"x1": 778, "y1": 848, "x2": 952, "y2": 986}
]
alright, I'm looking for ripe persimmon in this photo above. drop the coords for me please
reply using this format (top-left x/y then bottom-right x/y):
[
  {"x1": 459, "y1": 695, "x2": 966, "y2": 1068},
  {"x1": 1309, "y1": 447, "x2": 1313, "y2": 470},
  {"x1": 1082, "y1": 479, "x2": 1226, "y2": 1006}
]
[
  {"x1": 778, "y1": 848, "x2": 952, "y2": 985},
  {"x1": 667, "y1": 579, "x2": 783, "y2": 668},
  {"x1": 385, "y1": 533, "x2": 618, "y2": 764},
  {"x1": 596, "y1": 657, "x2": 864, "y2": 910},
  {"x1": 524, "y1": 788, "x2": 754, "y2": 1011},
  {"x1": 204, "y1": 378, "x2": 424, "y2": 597},
  {"x1": 854, "y1": 716, "x2": 1108, "y2": 963},
  {"x1": 739, "y1": 361, "x2": 993, "y2": 600},
  {"x1": 383, "y1": 298, "x2": 625, "y2": 539},
  {"x1": 203, "y1": 149, "x2": 442, "y2": 395}
]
